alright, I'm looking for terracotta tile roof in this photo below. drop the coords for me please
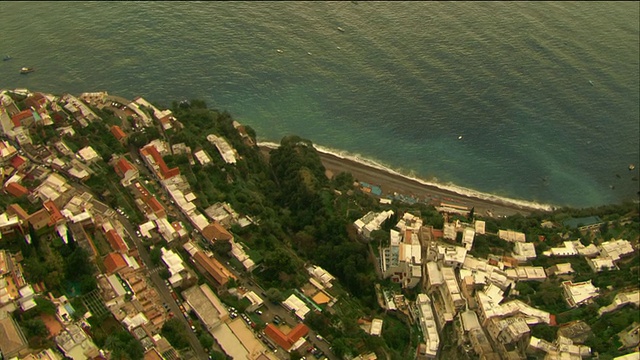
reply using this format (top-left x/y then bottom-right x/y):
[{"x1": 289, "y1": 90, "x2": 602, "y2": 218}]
[
  {"x1": 10, "y1": 110, "x2": 32, "y2": 127},
  {"x1": 27, "y1": 208, "x2": 50, "y2": 230},
  {"x1": 115, "y1": 158, "x2": 135, "y2": 177},
  {"x1": 193, "y1": 252, "x2": 236, "y2": 286},
  {"x1": 110, "y1": 125, "x2": 127, "y2": 141},
  {"x1": 264, "y1": 323, "x2": 309, "y2": 351},
  {"x1": 4, "y1": 182, "x2": 28, "y2": 197},
  {"x1": 43, "y1": 200, "x2": 64, "y2": 226},
  {"x1": 105, "y1": 229, "x2": 129, "y2": 253},
  {"x1": 147, "y1": 197, "x2": 165, "y2": 216},
  {"x1": 201, "y1": 222, "x2": 233, "y2": 242},
  {"x1": 142, "y1": 145, "x2": 179, "y2": 180},
  {"x1": 6, "y1": 204, "x2": 29, "y2": 221},
  {"x1": 9, "y1": 155, "x2": 27, "y2": 169},
  {"x1": 103, "y1": 252, "x2": 127, "y2": 274}
]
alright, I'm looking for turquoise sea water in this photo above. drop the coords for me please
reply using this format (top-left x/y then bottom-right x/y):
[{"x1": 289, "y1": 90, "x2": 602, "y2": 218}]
[{"x1": 1, "y1": 2, "x2": 638, "y2": 208}]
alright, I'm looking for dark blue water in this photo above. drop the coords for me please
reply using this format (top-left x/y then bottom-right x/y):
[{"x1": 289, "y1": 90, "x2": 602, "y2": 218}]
[{"x1": 1, "y1": 2, "x2": 638, "y2": 208}]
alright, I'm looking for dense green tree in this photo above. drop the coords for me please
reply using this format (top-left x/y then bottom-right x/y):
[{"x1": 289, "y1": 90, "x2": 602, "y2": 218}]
[{"x1": 161, "y1": 318, "x2": 191, "y2": 350}]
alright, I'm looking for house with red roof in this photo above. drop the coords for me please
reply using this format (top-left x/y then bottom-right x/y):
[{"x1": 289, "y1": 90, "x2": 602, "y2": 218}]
[
  {"x1": 114, "y1": 158, "x2": 138, "y2": 186},
  {"x1": 10, "y1": 109, "x2": 35, "y2": 128},
  {"x1": 110, "y1": 125, "x2": 127, "y2": 142},
  {"x1": 105, "y1": 229, "x2": 129, "y2": 253},
  {"x1": 9, "y1": 155, "x2": 28, "y2": 171},
  {"x1": 25, "y1": 93, "x2": 48, "y2": 111},
  {"x1": 264, "y1": 323, "x2": 309, "y2": 352},
  {"x1": 201, "y1": 222, "x2": 233, "y2": 243},
  {"x1": 146, "y1": 197, "x2": 166, "y2": 219},
  {"x1": 4, "y1": 182, "x2": 29, "y2": 198},
  {"x1": 103, "y1": 252, "x2": 128, "y2": 274},
  {"x1": 140, "y1": 145, "x2": 179, "y2": 180},
  {"x1": 43, "y1": 200, "x2": 65, "y2": 227}
]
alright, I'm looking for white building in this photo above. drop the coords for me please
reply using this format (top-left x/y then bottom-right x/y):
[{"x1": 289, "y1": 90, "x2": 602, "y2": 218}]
[
  {"x1": 242, "y1": 291, "x2": 264, "y2": 313},
  {"x1": 416, "y1": 293, "x2": 439, "y2": 358},
  {"x1": 354, "y1": 210, "x2": 394, "y2": 239},
  {"x1": 505, "y1": 266, "x2": 547, "y2": 282},
  {"x1": 438, "y1": 245, "x2": 467, "y2": 268},
  {"x1": 230, "y1": 242, "x2": 255, "y2": 272},
  {"x1": 161, "y1": 248, "x2": 189, "y2": 287},
  {"x1": 193, "y1": 149, "x2": 212, "y2": 166},
  {"x1": 598, "y1": 289, "x2": 640, "y2": 316},
  {"x1": 562, "y1": 280, "x2": 599, "y2": 308},
  {"x1": 381, "y1": 228, "x2": 422, "y2": 289},
  {"x1": 598, "y1": 239, "x2": 635, "y2": 261},
  {"x1": 498, "y1": 230, "x2": 526, "y2": 243},
  {"x1": 462, "y1": 228, "x2": 475, "y2": 251},
  {"x1": 307, "y1": 265, "x2": 335, "y2": 288},
  {"x1": 77, "y1": 146, "x2": 100, "y2": 163},
  {"x1": 283, "y1": 294, "x2": 310, "y2": 320},
  {"x1": 206, "y1": 134, "x2": 238, "y2": 164},
  {"x1": 513, "y1": 242, "x2": 537, "y2": 262},
  {"x1": 370, "y1": 318, "x2": 383, "y2": 336},
  {"x1": 474, "y1": 220, "x2": 486, "y2": 235}
]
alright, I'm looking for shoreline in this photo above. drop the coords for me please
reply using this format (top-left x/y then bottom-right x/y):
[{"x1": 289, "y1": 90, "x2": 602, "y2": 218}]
[{"x1": 258, "y1": 142, "x2": 555, "y2": 218}]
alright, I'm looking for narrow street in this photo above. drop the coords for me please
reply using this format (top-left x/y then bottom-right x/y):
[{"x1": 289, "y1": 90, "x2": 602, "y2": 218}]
[{"x1": 119, "y1": 215, "x2": 212, "y2": 360}]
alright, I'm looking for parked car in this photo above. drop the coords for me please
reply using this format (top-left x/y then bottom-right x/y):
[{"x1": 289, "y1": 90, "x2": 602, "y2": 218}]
[{"x1": 255, "y1": 310, "x2": 263, "y2": 315}]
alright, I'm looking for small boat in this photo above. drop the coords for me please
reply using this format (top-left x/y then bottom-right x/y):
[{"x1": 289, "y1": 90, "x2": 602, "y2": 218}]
[
  {"x1": 337, "y1": 27, "x2": 345, "y2": 33},
  {"x1": 630, "y1": 164, "x2": 636, "y2": 171},
  {"x1": 3, "y1": 55, "x2": 11, "y2": 61},
  {"x1": 589, "y1": 80, "x2": 594, "y2": 86},
  {"x1": 20, "y1": 67, "x2": 35, "y2": 74},
  {"x1": 276, "y1": 49, "x2": 283, "y2": 53},
  {"x1": 337, "y1": 46, "x2": 341, "y2": 50},
  {"x1": 458, "y1": 135, "x2": 463, "y2": 140},
  {"x1": 307, "y1": 52, "x2": 312, "y2": 56}
]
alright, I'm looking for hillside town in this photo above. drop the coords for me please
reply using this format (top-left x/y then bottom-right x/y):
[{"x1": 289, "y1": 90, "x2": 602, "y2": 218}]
[{"x1": 0, "y1": 88, "x2": 637, "y2": 360}]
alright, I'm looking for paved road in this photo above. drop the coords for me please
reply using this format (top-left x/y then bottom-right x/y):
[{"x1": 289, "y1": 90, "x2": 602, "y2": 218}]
[{"x1": 119, "y1": 215, "x2": 212, "y2": 359}]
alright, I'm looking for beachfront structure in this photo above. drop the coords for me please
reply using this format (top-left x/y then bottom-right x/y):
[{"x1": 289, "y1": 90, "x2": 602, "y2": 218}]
[
  {"x1": 415, "y1": 294, "x2": 440, "y2": 358},
  {"x1": 498, "y1": 229, "x2": 526, "y2": 243},
  {"x1": 562, "y1": 280, "x2": 599, "y2": 308},
  {"x1": 381, "y1": 228, "x2": 422, "y2": 289},
  {"x1": 474, "y1": 220, "x2": 486, "y2": 235},
  {"x1": 396, "y1": 212, "x2": 423, "y2": 233},
  {"x1": 354, "y1": 210, "x2": 394, "y2": 240},
  {"x1": 207, "y1": 134, "x2": 238, "y2": 164}
]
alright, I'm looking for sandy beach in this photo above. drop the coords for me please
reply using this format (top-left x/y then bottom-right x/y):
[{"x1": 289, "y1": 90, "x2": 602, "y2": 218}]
[{"x1": 260, "y1": 145, "x2": 547, "y2": 218}]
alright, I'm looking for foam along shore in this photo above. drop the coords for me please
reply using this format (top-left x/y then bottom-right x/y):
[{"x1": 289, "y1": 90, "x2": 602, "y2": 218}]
[{"x1": 258, "y1": 141, "x2": 556, "y2": 217}]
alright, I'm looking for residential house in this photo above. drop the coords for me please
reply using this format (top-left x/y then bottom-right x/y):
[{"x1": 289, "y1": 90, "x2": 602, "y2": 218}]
[
  {"x1": 201, "y1": 222, "x2": 233, "y2": 243},
  {"x1": 114, "y1": 157, "x2": 139, "y2": 186},
  {"x1": 562, "y1": 280, "x2": 599, "y2": 308},
  {"x1": 140, "y1": 144, "x2": 180, "y2": 180},
  {"x1": 264, "y1": 323, "x2": 309, "y2": 352},
  {"x1": 110, "y1": 125, "x2": 127, "y2": 143},
  {"x1": 4, "y1": 182, "x2": 29, "y2": 198}
]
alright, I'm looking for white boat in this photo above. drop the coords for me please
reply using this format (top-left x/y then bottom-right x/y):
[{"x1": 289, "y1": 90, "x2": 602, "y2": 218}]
[
  {"x1": 337, "y1": 27, "x2": 345, "y2": 32},
  {"x1": 276, "y1": 49, "x2": 283, "y2": 53}
]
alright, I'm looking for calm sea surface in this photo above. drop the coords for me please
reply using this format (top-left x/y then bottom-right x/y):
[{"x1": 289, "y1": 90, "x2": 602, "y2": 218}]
[{"x1": 1, "y1": 2, "x2": 638, "y2": 208}]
